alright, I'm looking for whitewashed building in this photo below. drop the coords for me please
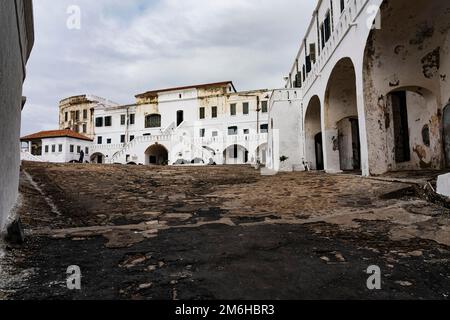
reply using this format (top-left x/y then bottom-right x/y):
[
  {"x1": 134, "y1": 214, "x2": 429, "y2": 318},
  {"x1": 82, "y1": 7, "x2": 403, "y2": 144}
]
[
  {"x1": 20, "y1": 130, "x2": 93, "y2": 163},
  {"x1": 90, "y1": 81, "x2": 270, "y2": 166},
  {"x1": 267, "y1": 0, "x2": 450, "y2": 176}
]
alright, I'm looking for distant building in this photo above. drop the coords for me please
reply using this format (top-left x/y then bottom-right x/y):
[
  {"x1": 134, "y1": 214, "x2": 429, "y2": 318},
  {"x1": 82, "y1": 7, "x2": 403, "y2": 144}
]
[
  {"x1": 24, "y1": 82, "x2": 270, "y2": 166},
  {"x1": 20, "y1": 130, "x2": 93, "y2": 163},
  {"x1": 0, "y1": 0, "x2": 34, "y2": 236},
  {"x1": 59, "y1": 95, "x2": 119, "y2": 139}
]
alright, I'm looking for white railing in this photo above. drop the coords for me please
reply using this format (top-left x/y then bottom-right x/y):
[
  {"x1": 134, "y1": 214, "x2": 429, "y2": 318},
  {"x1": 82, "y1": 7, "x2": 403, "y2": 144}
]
[
  {"x1": 109, "y1": 134, "x2": 172, "y2": 163},
  {"x1": 193, "y1": 133, "x2": 268, "y2": 147},
  {"x1": 91, "y1": 143, "x2": 125, "y2": 151},
  {"x1": 298, "y1": 0, "x2": 370, "y2": 96},
  {"x1": 20, "y1": 151, "x2": 43, "y2": 162}
]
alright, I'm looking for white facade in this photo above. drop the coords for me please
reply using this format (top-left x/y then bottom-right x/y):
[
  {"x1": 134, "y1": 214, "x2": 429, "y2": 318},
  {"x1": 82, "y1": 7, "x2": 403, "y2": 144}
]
[
  {"x1": 21, "y1": 137, "x2": 92, "y2": 163},
  {"x1": 91, "y1": 83, "x2": 270, "y2": 166},
  {"x1": 267, "y1": 0, "x2": 450, "y2": 176}
]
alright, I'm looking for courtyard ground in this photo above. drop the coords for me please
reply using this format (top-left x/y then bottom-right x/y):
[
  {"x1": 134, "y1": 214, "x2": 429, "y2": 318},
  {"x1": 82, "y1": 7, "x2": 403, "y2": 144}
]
[{"x1": 1, "y1": 161, "x2": 450, "y2": 300}]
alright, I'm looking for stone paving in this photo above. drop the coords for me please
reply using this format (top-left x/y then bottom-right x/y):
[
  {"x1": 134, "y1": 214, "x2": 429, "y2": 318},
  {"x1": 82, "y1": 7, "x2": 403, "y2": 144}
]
[{"x1": 1, "y1": 161, "x2": 450, "y2": 299}]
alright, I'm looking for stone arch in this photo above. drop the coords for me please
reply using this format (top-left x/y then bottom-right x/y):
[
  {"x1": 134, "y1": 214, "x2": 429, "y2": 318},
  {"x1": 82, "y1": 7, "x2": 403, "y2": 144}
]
[
  {"x1": 223, "y1": 144, "x2": 249, "y2": 165},
  {"x1": 363, "y1": 0, "x2": 450, "y2": 174},
  {"x1": 145, "y1": 143, "x2": 168, "y2": 165},
  {"x1": 324, "y1": 57, "x2": 361, "y2": 172},
  {"x1": 304, "y1": 95, "x2": 323, "y2": 170},
  {"x1": 90, "y1": 152, "x2": 105, "y2": 164}
]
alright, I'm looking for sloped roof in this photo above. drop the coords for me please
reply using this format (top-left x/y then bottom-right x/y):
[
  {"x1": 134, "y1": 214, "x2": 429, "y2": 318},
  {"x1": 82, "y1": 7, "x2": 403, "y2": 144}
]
[
  {"x1": 20, "y1": 129, "x2": 93, "y2": 142},
  {"x1": 135, "y1": 81, "x2": 236, "y2": 98}
]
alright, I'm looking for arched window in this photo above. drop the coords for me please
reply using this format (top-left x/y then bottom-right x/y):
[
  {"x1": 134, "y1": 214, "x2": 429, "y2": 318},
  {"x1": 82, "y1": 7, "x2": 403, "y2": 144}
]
[{"x1": 145, "y1": 114, "x2": 161, "y2": 128}]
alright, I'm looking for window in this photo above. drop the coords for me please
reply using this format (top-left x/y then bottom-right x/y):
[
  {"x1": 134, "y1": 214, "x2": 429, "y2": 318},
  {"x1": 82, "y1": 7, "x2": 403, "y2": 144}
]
[
  {"x1": 121, "y1": 114, "x2": 126, "y2": 125},
  {"x1": 85, "y1": 147, "x2": 89, "y2": 155},
  {"x1": 97, "y1": 136, "x2": 102, "y2": 145},
  {"x1": 51, "y1": 145, "x2": 56, "y2": 153},
  {"x1": 104, "y1": 116, "x2": 112, "y2": 127},
  {"x1": 340, "y1": 0, "x2": 345, "y2": 12},
  {"x1": 199, "y1": 107, "x2": 206, "y2": 119},
  {"x1": 74, "y1": 125, "x2": 79, "y2": 133},
  {"x1": 228, "y1": 126, "x2": 238, "y2": 135},
  {"x1": 145, "y1": 114, "x2": 161, "y2": 128},
  {"x1": 244, "y1": 129, "x2": 250, "y2": 135},
  {"x1": 261, "y1": 101, "x2": 268, "y2": 113},
  {"x1": 77, "y1": 146, "x2": 81, "y2": 154},
  {"x1": 95, "y1": 117, "x2": 103, "y2": 127},
  {"x1": 321, "y1": 11, "x2": 331, "y2": 49},
  {"x1": 200, "y1": 129, "x2": 206, "y2": 138},
  {"x1": 130, "y1": 135, "x2": 135, "y2": 141},
  {"x1": 120, "y1": 135, "x2": 126, "y2": 143},
  {"x1": 129, "y1": 114, "x2": 135, "y2": 125},
  {"x1": 45, "y1": 145, "x2": 49, "y2": 153},
  {"x1": 58, "y1": 144, "x2": 63, "y2": 153},
  {"x1": 107, "y1": 139, "x2": 112, "y2": 144},
  {"x1": 82, "y1": 124, "x2": 87, "y2": 133},
  {"x1": 70, "y1": 145, "x2": 74, "y2": 153},
  {"x1": 230, "y1": 104, "x2": 237, "y2": 116},
  {"x1": 260, "y1": 124, "x2": 269, "y2": 133},
  {"x1": 177, "y1": 110, "x2": 184, "y2": 126},
  {"x1": 179, "y1": 94, "x2": 182, "y2": 99},
  {"x1": 212, "y1": 106, "x2": 218, "y2": 118},
  {"x1": 64, "y1": 112, "x2": 68, "y2": 122},
  {"x1": 75, "y1": 110, "x2": 80, "y2": 121},
  {"x1": 83, "y1": 109, "x2": 88, "y2": 120},
  {"x1": 212, "y1": 131, "x2": 218, "y2": 137},
  {"x1": 231, "y1": 145, "x2": 238, "y2": 159},
  {"x1": 243, "y1": 102, "x2": 249, "y2": 115}
]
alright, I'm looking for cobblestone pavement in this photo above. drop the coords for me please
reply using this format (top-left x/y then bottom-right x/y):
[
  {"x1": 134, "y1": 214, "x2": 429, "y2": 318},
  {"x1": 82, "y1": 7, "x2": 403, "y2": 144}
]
[{"x1": 1, "y1": 161, "x2": 450, "y2": 299}]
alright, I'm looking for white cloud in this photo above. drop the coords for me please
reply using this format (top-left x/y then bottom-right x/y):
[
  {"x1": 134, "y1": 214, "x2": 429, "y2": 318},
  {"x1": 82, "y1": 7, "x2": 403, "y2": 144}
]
[{"x1": 22, "y1": 0, "x2": 315, "y2": 135}]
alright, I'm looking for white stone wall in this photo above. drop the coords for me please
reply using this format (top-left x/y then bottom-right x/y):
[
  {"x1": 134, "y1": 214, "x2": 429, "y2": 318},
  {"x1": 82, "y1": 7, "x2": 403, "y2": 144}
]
[{"x1": 0, "y1": 0, "x2": 33, "y2": 234}]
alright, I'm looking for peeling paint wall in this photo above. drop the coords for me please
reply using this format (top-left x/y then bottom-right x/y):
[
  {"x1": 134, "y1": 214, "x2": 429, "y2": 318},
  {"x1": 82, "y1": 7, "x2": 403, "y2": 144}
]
[{"x1": 363, "y1": 0, "x2": 450, "y2": 174}]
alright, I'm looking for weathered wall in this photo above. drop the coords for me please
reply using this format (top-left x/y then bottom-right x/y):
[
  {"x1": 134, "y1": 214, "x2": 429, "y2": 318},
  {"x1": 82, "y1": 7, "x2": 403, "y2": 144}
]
[
  {"x1": 0, "y1": 0, "x2": 34, "y2": 234},
  {"x1": 363, "y1": 0, "x2": 450, "y2": 174}
]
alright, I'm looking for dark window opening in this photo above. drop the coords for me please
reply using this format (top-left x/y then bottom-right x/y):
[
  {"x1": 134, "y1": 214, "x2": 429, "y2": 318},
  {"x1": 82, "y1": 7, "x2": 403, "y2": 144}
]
[
  {"x1": 104, "y1": 116, "x2": 112, "y2": 127},
  {"x1": 121, "y1": 135, "x2": 126, "y2": 143},
  {"x1": 97, "y1": 136, "x2": 102, "y2": 145},
  {"x1": 422, "y1": 125, "x2": 431, "y2": 147},
  {"x1": 121, "y1": 114, "x2": 126, "y2": 125},
  {"x1": 230, "y1": 104, "x2": 237, "y2": 116},
  {"x1": 177, "y1": 110, "x2": 184, "y2": 126},
  {"x1": 145, "y1": 114, "x2": 161, "y2": 128},
  {"x1": 199, "y1": 107, "x2": 205, "y2": 119},
  {"x1": 129, "y1": 114, "x2": 135, "y2": 125},
  {"x1": 261, "y1": 101, "x2": 268, "y2": 113},
  {"x1": 95, "y1": 117, "x2": 103, "y2": 127},
  {"x1": 212, "y1": 106, "x2": 218, "y2": 118},
  {"x1": 260, "y1": 124, "x2": 269, "y2": 133},
  {"x1": 243, "y1": 102, "x2": 249, "y2": 115}
]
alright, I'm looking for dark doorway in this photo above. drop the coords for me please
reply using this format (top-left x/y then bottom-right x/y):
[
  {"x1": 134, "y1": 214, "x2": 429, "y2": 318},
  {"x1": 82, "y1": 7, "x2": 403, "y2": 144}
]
[
  {"x1": 149, "y1": 156, "x2": 157, "y2": 164},
  {"x1": 350, "y1": 118, "x2": 361, "y2": 170},
  {"x1": 177, "y1": 110, "x2": 184, "y2": 127},
  {"x1": 391, "y1": 91, "x2": 411, "y2": 163},
  {"x1": 444, "y1": 104, "x2": 450, "y2": 168},
  {"x1": 97, "y1": 155, "x2": 103, "y2": 164},
  {"x1": 245, "y1": 150, "x2": 249, "y2": 163},
  {"x1": 314, "y1": 132, "x2": 324, "y2": 170}
]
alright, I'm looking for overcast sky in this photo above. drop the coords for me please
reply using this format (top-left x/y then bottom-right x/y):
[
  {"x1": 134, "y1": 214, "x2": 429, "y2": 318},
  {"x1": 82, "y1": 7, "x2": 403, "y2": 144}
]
[{"x1": 22, "y1": 0, "x2": 315, "y2": 135}]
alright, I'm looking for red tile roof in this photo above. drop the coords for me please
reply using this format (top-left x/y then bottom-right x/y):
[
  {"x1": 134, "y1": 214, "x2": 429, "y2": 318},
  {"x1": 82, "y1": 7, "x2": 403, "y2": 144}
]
[
  {"x1": 135, "y1": 81, "x2": 236, "y2": 98},
  {"x1": 20, "y1": 129, "x2": 93, "y2": 142}
]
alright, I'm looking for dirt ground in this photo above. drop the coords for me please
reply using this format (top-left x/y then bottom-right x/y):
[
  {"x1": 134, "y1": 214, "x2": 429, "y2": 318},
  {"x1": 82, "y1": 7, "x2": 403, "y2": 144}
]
[{"x1": 1, "y1": 161, "x2": 450, "y2": 300}]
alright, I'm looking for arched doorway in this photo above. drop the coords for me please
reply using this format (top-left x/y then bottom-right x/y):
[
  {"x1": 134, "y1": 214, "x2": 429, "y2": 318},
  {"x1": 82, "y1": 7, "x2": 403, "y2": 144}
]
[
  {"x1": 90, "y1": 153, "x2": 105, "y2": 164},
  {"x1": 386, "y1": 87, "x2": 440, "y2": 170},
  {"x1": 363, "y1": 0, "x2": 449, "y2": 174},
  {"x1": 305, "y1": 95, "x2": 323, "y2": 170},
  {"x1": 324, "y1": 57, "x2": 361, "y2": 172},
  {"x1": 145, "y1": 144, "x2": 168, "y2": 165},
  {"x1": 223, "y1": 144, "x2": 249, "y2": 165}
]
